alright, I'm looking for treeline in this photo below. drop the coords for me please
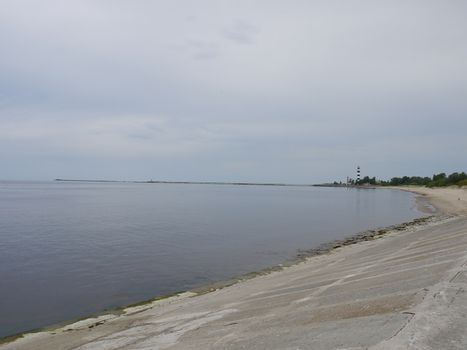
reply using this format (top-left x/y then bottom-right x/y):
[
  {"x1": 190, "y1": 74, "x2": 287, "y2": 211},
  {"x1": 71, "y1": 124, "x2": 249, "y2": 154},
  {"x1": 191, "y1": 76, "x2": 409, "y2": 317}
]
[
  {"x1": 355, "y1": 176, "x2": 377, "y2": 185},
  {"x1": 381, "y1": 172, "x2": 467, "y2": 187}
]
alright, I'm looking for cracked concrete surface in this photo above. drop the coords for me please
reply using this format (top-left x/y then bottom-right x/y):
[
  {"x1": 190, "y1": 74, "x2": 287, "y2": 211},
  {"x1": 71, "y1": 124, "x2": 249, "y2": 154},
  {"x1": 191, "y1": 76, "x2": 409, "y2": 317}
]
[{"x1": 2, "y1": 187, "x2": 467, "y2": 350}]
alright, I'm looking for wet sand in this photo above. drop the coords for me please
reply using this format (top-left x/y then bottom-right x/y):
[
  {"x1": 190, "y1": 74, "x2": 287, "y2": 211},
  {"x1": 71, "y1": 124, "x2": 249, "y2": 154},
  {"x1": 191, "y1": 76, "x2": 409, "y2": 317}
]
[{"x1": 2, "y1": 187, "x2": 467, "y2": 350}]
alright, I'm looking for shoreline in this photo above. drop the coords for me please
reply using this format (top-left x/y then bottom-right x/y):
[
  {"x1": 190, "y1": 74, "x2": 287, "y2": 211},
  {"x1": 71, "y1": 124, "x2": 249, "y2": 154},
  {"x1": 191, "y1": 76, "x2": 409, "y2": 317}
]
[
  {"x1": 392, "y1": 185, "x2": 467, "y2": 216},
  {"x1": 0, "y1": 189, "x2": 430, "y2": 342},
  {"x1": 2, "y1": 219, "x2": 438, "y2": 342},
  {"x1": 2, "y1": 187, "x2": 466, "y2": 349}
]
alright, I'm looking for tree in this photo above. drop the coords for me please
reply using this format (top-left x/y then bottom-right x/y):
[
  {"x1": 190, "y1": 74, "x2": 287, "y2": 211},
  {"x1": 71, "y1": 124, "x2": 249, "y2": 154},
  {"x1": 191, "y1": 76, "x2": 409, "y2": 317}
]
[{"x1": 432, "y1": 173, "x2": 446, "y2": 181}]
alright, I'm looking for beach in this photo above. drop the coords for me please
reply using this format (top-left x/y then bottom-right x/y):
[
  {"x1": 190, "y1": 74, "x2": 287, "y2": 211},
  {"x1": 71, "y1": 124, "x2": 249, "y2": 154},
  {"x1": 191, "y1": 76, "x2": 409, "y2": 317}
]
[{"x1": 2, "y1": 186, "x2": 467, "y2": 350}]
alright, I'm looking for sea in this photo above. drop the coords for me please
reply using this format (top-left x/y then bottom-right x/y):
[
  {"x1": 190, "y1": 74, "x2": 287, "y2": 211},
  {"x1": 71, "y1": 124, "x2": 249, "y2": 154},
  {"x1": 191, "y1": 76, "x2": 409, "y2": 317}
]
[{"x1": 0, "y1": 181, "x2": 426, "y2": 337}]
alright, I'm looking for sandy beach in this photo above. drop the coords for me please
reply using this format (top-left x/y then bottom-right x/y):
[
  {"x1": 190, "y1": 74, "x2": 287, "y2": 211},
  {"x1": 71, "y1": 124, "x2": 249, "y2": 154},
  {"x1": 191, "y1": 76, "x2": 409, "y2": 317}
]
[{"x1": 2, "y1": 186, "x2": 467, "y2": 350}]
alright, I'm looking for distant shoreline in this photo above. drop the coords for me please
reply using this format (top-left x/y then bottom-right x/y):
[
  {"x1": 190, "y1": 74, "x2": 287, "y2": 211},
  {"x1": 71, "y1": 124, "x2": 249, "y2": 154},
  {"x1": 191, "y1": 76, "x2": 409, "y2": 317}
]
[
  {"x1": 54, "y1": 178, "x2": 376, "y2": 188},
  {"x1": 54, "y1": 178, "x2": 311, "y2": 187}
]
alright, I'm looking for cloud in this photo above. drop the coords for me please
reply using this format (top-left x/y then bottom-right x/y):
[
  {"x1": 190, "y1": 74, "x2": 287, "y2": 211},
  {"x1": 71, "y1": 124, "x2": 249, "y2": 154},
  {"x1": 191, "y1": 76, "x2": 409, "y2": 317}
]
[
  {"x1": 186, "y1": 39, "x2": 221, "y2": 60},
  {"x1": 0, "y1": 112, "x2": 226, "y2": 159},
  {"x1": 0, "y1": 0, "x2": 466, "y2": 181},
  {"x1": 222, "y1": 19, "x2": 259, "y2": 44}
]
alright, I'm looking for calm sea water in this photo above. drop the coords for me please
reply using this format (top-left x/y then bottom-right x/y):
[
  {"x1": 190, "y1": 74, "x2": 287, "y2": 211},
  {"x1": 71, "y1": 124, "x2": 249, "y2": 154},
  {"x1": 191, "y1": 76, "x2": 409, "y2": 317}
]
[{"x1": 0, "y1": 181, "x2": 425, "y2": 337}]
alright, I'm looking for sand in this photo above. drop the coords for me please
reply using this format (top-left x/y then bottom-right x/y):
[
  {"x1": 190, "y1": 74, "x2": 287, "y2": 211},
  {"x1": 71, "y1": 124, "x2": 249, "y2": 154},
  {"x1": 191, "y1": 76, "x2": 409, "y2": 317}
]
[
  {"x1": 400, "y1": 186, "x2": 467, "y2": 216},
  {"x1": 1, "y1": 186, "x2": 467, "y2": 350}
]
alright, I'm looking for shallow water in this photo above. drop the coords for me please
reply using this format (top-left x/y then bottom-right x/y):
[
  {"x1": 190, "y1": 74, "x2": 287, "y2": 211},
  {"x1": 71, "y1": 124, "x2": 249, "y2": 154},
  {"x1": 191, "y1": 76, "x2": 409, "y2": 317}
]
[{"x1": 0, "y1": 181, "x2": 425, "y2": 337}]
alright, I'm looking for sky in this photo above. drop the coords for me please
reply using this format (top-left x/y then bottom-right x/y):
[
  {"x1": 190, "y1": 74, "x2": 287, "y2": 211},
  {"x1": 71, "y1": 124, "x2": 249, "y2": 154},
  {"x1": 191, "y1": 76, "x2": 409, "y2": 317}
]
[{"x1": 1, "y1": 0, "x2": 466, "y2": 183}]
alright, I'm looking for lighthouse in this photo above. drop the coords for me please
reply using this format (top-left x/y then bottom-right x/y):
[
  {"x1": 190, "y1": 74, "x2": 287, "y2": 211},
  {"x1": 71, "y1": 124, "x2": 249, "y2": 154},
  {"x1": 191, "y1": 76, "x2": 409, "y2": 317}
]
[{"x1": 357, "y1": 166, "x2": 361, "y2": 183}]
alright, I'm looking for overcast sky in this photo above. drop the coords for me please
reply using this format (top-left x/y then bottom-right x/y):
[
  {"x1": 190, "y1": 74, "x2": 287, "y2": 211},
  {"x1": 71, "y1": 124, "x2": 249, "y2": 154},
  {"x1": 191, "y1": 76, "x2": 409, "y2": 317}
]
[{"x1": 1, "y1": 1, "x2": 466, "y2": 183}]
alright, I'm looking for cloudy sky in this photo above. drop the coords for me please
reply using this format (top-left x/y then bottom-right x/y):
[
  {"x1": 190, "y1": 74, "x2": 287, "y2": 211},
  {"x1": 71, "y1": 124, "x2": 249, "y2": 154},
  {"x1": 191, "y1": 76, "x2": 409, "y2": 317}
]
[{"x1": 1, "y1": 1, "x2": 466, "y2": 183}]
